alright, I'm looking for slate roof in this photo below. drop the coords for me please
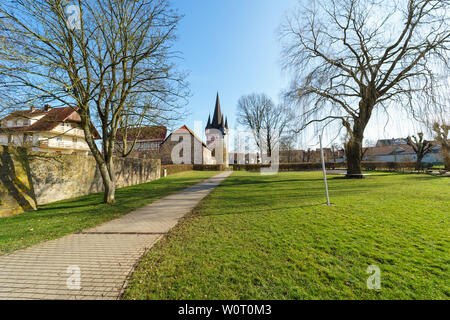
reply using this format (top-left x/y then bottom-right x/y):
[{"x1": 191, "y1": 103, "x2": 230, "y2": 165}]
[{"x1": 206, "y1": 93, "x2": 228, "y2": 131}]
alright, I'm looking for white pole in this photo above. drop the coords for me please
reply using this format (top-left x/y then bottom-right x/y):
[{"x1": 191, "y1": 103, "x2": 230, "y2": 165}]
[{"x1": 319, "y1": 134, "x2": 331, "y2": 206}]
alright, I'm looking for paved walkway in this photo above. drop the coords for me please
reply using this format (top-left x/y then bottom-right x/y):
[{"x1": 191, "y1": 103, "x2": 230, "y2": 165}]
[{"x1": 0, "y1": 171, "x2": 231, "y2": 300}]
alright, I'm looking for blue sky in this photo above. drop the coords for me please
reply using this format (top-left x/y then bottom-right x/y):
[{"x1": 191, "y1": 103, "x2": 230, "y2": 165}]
[
  {"x1": 169, "y1": 0, "x2": 430, "y2": 148},
  {"x1": 171, "y1": 0, "x2": 296, "y2": 130}
]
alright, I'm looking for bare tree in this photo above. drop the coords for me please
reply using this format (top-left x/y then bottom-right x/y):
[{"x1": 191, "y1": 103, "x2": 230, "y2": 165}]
[
  {"x1": 407, "y1": 132, "x2": 433, "y2": 170},
  {"x1": 280, "y1": 134, "x2": 297, "y2": 163},
  {"x1": 0, "y1": 0, "x2": 188, "y2": 203},
  {"x1": 280, "y1": 0, "x2": 450, "y2": 177},
  {"x1": 330, "y1": 143, "x2": 340, "y2": 163},
  {"x1": 433, "y1": 122, "x2": 449, "y2": 170},
  {"x1": 237, "y1": 93, "x2": 292, "y2": 158}
]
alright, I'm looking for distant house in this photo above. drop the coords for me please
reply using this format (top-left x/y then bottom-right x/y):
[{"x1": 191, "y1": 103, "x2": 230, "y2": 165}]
[
  {"x1": 160, "y1": 125, "x2": 213, "y2": 165},
  {"x1": 0, "y1": 105, "x2": 100, "y2": 155},
  {"x1": 229, "y1": 152, "x2": 260, "y2": 164},
  {"x1": 364, "y1": 144, "x2": 442, "y2": 163},
  {"x1": 278, "y1": 148, "x2": 345, "y2": 163},
  {"x1": 376, "y1": 138, "x2": 408, "y2": 147},
  {"x1": 115, "y1": 126, "x2": 167, "y2": 159}
]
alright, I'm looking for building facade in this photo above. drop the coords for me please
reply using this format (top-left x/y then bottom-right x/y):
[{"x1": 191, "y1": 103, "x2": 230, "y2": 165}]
[
  {"x1": 363, "y1": 144, "x2": 443, "y2": 163},
  {"x1": 160, "y1": 125, "x2": 213, "y2": 165},
  {"x1": 0, "y1": 105, "x2": 100, "y2": 155},
  {"x1": 115, "y1": 126, "x2": 167, "y2": 159}
]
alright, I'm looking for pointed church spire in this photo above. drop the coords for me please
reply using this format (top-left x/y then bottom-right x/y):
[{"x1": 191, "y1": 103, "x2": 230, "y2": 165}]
[
  {"x1": 225, "y1": 117, "x2": 228, "y2": 129},
  {"x1": 212, "y1": 93, "x2": 223, "y2": 128},
  {"x1": 206, "y1": 115, "x2": 211, "y2": 129}
]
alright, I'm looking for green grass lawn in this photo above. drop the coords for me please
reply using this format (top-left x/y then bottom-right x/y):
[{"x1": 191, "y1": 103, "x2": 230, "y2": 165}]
[
  {"x1": 0, "y1": 171, "x2": 218, "y2": 255},
  {"x1": 123, "y1": 171, "x2": 449, "y2": 300}
]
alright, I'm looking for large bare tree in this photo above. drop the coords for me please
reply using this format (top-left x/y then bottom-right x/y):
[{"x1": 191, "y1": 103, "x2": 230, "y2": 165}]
[
  {"x1": 0, "y1": 0, "x2": 188, "y2": 203},
  {"x1": 237, "y1": 93, "x2": 292, "y2": 158},
  {"x1": 280, "y1": 0, "x2": 450, "y2": 177}
]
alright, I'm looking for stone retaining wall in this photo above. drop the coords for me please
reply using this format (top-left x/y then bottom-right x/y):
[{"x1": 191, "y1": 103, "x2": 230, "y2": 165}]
[{"x1": 0, "y1": 146, "x2": 160, "y2": 217}]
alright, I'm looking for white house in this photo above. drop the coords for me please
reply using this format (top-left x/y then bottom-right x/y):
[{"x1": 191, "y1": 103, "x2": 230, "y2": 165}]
[
  {"x1": 0, "y1": 105, "x2": 100, "y2": 155},
  {"x1": 363, "y1": 144, "x2": 443, "y2": 163}
]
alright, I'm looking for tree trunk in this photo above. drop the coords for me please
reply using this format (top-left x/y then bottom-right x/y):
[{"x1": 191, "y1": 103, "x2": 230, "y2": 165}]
[
  {"x1": 78, "y1": 109, "x2": 118, "y2": 205},
  {"x1": 415, "y1": 156, "x2": 424, "y2": 171},
  {"x1": 443, "y1": 144, "x2": 450, "y2": 171},
  {"x1": 98, "y1": 161, "x2": 116, "y2": 205},
  {"x1": 103, "y1": 179, "x2": 116, "y2": 204},
  {"x1": 344, "y1": 111, "x2": 370, "y2": 178},
  {"x1": 345, "y1": 135, "x2": 364, "y2": 178}
]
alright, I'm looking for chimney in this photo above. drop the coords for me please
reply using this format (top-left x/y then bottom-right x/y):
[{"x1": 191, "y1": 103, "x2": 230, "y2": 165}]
[
  {"x1": 30, "y1": 105, "x2": 35, "y2": 112},
  {"x1": 44, "y1": 104, "x2": 52, "y2": 111}
]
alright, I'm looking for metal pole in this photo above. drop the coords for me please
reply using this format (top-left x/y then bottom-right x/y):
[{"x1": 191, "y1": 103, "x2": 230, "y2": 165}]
[{"x1": 319, "y1": 134, "x2": 331, "y2": 206}]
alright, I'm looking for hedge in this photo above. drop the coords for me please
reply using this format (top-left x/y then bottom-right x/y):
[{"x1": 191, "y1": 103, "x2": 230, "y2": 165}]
[
  {"x1": 231, "y1": 162, "x2": 417, "y2": 172},
  {"x1": 361, "y1": 162, "x2": 417, "y2": 171},
  {"x1": 231, "y1": 162, "x2": 346, "y2": 171},
  {"x1": 160, "y1": 164, "x2": 194, "y2": 177},
  {"x1": 193, "y1": 164, "x2": 226, "y2": 171},
  {"x1": 160, "y1": 164, "x2": 226, "y2": 177},
  {"x1": 162, "y1": 161, "x2": 420, "y2": 176}
]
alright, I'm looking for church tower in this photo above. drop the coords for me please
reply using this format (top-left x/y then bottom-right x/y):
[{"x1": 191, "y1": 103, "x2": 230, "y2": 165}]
[{"x1": 206, "y1": 93, "x2": 229, "y2": 166}]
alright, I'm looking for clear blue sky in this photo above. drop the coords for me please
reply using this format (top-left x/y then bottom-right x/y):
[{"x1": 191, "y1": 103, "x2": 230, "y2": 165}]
[
  {"x1": 171, "y1": 0, "x2": 296, "y2": 131},
  {"x1": 170, "y1": 0, "x2": 429, "y2": 148}
]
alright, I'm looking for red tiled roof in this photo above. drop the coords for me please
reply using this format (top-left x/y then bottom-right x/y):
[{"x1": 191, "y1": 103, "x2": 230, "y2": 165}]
[
  {"x1": 0, "y1": 106, "x2": 101, "y2": 139},
  {"x1": 116, "y1": 126, "x2": 167, "y2": 142}
]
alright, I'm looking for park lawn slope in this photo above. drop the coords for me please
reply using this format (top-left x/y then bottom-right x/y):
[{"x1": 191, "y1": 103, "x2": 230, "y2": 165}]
[
  {"x1": 0, "y1": 171, "x2": 218, "y2": 255},
  {"x1": 124, "y1": 171, "x2": 449, "y2": 300}
]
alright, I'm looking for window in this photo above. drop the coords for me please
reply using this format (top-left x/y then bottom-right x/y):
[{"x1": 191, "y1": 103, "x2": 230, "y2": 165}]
[
  {"x1": 72, "y1": 137, "x2": 78, "y2": 143},
  {"x1": 23, "y1": 134, "x2": 33, "y2": 144},
  {"x1": 56, "y1": 137, "x2": 62, "y2": 142},
  {"x1": 151, "y1": 143, "x2": 158, "y2": 150}
]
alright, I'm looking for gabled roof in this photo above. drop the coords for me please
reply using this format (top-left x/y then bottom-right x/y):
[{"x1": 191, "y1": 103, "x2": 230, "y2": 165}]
[
  {"x1": 1, "y1": 108, "x2": 48, "y2": 121},
  {"x1": 116, "y1": 126, "x2": 167, "y2": 142},
  {"x1": 164, "y1": 125, "x2": 209, "y2": 149},
  {"x1": 0, "y1": 106, "x2": 101, "y2": 139}
]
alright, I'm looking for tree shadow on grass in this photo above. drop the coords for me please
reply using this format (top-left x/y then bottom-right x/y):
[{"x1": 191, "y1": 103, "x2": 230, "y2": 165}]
[{"x1": 35, "y1": 176, "x2": 212, "y2": 214}]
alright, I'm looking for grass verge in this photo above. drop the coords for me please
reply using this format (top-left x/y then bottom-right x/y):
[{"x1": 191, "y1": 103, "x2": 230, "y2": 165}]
[
  {"x1": 0, "y1": 171, "x2": 218, "y2": 255},
  {"x1": 123, "y1": 171, "x2": 449, "y2": 300}
]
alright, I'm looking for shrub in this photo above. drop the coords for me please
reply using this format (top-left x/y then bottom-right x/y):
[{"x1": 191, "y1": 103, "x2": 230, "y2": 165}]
[
  {"x1": 161, "y1": 164, "x2": 194, "y2": 177},
  {"x1": 193, "y1": 164, "x2": 226, "y2": 171},
  {"x1": 361, "y1": 162, "x2": 416, "y2": 172}
]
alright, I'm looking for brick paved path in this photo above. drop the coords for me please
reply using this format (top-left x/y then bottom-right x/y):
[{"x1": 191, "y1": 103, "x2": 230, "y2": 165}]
[{"x1": 0, "y1": 171, "x2": 231, "y2": 300}]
